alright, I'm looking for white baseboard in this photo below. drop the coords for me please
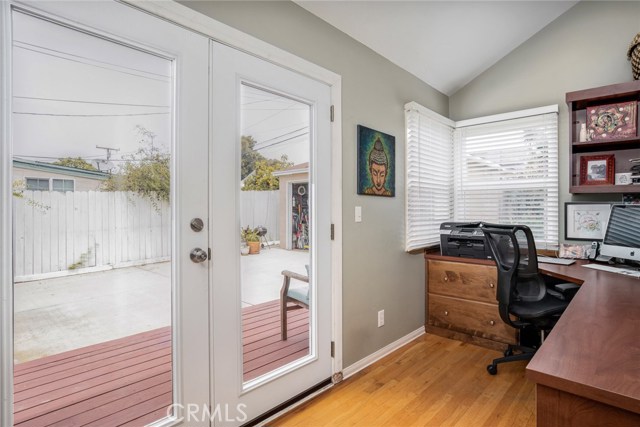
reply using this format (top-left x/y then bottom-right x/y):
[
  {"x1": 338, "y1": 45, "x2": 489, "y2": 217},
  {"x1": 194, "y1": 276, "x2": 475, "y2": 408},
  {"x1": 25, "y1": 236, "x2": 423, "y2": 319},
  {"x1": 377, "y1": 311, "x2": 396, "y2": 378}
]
[{"x1": 342, "y1": 327, "x2": 425, "y2": 380}]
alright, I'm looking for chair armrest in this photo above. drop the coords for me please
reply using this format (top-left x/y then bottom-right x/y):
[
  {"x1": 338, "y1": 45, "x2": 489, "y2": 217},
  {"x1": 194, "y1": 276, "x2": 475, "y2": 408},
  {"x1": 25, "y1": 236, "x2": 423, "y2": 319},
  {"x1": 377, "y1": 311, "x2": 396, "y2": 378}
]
[
  {"x1": 281, "y1": 270, "x2": 309, "y2": 283},
  {"x1": 280, "y1": 270, "x2": 309, "y2": 299},
  {"x1": 280, "y1": 270, "x2": 310, "y2": 308}
]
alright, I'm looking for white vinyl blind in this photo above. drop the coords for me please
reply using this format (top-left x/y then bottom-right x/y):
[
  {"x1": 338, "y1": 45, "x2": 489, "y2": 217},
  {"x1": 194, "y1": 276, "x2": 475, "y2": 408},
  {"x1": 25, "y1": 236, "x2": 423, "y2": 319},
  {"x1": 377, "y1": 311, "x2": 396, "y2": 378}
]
[
  {"x1": 405, "y1": 103, "x2": 454, "y2": 251},
  {"x1": 453, "y1": 111, "x2": 559, "y2": 249}
]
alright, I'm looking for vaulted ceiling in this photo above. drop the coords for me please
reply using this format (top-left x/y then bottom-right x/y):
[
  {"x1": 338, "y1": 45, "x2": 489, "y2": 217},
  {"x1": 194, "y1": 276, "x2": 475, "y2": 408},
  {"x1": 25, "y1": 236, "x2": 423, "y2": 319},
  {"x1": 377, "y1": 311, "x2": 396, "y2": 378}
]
[{"x1": 295, "y1": 1, "x2": 578, "y2": 96}]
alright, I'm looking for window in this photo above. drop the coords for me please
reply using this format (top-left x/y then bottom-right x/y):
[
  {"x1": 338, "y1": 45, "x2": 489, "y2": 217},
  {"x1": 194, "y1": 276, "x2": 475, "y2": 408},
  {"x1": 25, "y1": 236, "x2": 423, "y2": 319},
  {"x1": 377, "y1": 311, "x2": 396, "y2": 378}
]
[
  {"x1": 454, "y1": 108, "x2": 559, "y2": 250},
  {"x1": 52, "y1": 179, "x2": 75, "y2": 192},
  {"x1": 25, "y1": 178, "x2": 49, "y2": 191},
  {"x1": 405, "y1": 103, "x2": 559, "y2": 251},
  {"x1": 405, "y1": 102, "x2": 455, "y2": 251}
]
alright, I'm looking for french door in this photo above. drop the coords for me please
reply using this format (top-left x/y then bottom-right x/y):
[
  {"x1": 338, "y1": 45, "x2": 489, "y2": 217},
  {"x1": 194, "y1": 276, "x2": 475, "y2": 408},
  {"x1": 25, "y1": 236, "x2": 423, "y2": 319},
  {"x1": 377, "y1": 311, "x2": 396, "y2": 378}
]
[
  {"x1": 2, "y1": 3, "x2": 335, "y2": 426},
  {"x1": 2, "y1": 1, "x2": 210, "y2": 426},
  {"x1": 210, "y1": 41, "x2": 333, "y2": 425}
]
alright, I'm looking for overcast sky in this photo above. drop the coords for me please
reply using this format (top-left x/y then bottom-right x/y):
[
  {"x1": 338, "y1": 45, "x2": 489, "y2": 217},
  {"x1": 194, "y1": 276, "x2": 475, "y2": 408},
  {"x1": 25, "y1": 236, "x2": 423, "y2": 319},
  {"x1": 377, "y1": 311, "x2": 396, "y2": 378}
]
[{"x1": 12, "y1": 11, "x2": 310, "y2": 171}]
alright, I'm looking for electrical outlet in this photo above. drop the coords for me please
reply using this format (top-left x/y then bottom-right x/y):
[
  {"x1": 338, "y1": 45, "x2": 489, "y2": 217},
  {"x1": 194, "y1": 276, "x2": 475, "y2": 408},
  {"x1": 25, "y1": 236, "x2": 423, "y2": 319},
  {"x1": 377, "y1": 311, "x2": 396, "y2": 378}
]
[{"x1": 377, "y1": 309, "x2": 384, "y2": 327}]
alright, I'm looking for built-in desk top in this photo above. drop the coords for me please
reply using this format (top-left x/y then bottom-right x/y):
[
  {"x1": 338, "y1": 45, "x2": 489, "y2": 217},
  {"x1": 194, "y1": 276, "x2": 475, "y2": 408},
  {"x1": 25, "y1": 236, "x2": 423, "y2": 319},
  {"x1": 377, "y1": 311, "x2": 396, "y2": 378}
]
[
  {"x1": 425, "y1": 254, "x2": 640, "y2": 415},
  {"x1": 528, "y1": 261, "x2": 640, "y2": 415}
]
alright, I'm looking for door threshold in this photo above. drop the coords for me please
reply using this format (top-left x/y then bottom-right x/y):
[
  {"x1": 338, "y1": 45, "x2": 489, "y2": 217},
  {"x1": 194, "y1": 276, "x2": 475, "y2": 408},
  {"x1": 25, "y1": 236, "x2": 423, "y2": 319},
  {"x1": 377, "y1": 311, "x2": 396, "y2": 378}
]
[{"x1": 242, "y1": 378, "x2": 333, "y2": 427}]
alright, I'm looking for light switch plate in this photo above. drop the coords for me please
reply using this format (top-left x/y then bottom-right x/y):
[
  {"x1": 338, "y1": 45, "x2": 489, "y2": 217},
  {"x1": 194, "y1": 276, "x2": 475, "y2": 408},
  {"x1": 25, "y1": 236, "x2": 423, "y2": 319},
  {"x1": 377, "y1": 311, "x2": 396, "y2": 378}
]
[{"x1": 355, "y1": 206, "x2": 362, "y2": 222}]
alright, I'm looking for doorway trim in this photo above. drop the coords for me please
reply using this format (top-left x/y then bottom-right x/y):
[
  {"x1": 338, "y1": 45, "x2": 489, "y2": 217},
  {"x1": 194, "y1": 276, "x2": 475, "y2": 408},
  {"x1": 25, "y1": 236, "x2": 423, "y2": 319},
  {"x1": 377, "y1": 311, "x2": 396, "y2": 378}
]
[
  {"x1": 126, "y1": 0, "x2": 344, "y2": 374},
  {"x1": 0, "y1": 2, "x2": 12, "y2": 426}
]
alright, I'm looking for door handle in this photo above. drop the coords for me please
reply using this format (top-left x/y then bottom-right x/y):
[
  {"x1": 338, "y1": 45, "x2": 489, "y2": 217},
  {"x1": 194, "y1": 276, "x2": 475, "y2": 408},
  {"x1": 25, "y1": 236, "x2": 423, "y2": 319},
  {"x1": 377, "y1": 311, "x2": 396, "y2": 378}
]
[{"x1": 190, "y1": 248, "x2": 208, "y2": 263}]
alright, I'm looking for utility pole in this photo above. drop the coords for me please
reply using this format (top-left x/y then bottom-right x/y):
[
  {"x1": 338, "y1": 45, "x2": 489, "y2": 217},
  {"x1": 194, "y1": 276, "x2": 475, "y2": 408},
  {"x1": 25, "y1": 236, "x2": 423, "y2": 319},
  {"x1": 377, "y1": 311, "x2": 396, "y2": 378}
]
[{"x1": 96, "y1": 145, "x2": 120, "y2": 172}]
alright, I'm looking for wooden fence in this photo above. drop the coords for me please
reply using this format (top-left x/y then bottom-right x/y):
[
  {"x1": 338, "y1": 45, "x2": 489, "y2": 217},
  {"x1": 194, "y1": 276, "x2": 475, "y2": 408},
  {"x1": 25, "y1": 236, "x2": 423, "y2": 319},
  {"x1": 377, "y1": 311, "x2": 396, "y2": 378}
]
[
  {"x1": 240, "y1": 190, "x2": 279, "y2": 242},
  {"x1": 13, "y1": 190, "x2": 279, "y2": 281},
  {"x1": 13, "y1": 191, "x2": 170, "y2": 281}
]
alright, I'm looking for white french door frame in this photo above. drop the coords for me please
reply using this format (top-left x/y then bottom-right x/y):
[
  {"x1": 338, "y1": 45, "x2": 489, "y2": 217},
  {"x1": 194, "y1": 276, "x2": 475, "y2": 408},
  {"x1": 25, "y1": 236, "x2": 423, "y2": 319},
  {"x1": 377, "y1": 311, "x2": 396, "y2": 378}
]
[
  {"x1": 0, "y1": 3, "x2": 12, "y2": 426},
  {"x1": 0, "y1": 1, "x2": 343, "y2": 425},
  {"x1": 1, "y1": 2, "x2": 212, "y2": 426},
  {"x1": 128, "y1": 0, "x2": 344, "y2": 377}
]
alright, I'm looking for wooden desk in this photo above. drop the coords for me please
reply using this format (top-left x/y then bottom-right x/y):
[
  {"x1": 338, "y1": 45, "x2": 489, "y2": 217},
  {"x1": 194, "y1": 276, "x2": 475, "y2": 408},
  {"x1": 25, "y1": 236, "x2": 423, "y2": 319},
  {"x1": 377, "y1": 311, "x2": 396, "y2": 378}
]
[{"x1": 527, "y1": 261, "x2": 640, "y2": 426}]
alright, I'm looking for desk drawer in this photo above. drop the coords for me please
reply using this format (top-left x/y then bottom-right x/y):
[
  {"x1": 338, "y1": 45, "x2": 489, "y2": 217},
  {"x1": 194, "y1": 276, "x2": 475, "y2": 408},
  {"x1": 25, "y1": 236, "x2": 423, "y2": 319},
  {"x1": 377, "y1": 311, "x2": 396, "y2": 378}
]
[
  {"x1": 428, "y1": 294, "x2": 515, "y2": 344},
  {"x1": 428, "y1": 260, "x2": 497, "y2": 304}
]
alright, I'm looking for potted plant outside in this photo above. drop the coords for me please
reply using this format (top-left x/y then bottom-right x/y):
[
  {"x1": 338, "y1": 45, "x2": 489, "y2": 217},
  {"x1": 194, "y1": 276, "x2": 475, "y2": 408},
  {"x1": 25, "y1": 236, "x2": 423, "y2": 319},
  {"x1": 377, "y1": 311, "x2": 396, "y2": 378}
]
[{"x1": 241, "y1": 226, "x2": 261, "y2": 254}]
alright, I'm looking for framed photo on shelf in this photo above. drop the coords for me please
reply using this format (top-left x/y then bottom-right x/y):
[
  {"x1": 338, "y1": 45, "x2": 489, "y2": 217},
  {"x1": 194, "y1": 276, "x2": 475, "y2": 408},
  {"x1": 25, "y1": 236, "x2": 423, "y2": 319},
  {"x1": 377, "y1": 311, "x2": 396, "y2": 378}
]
[
  {"x1": 579, "y1": 154, "x2": 615, "y2": 185},
  {"x1": 586, "y1": 101, "x2": 637, "y2": 141},
  {"x1": 565, "y1": 202, "x2": 612, "y2": 241}
]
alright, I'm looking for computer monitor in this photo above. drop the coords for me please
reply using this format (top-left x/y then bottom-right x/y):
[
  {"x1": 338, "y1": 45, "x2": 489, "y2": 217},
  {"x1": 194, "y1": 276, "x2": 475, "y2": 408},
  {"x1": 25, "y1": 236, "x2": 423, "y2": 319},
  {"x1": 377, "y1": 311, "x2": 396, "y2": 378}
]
[{"x1": 600, "y1": 204, "x2": 640, "y2": 263}]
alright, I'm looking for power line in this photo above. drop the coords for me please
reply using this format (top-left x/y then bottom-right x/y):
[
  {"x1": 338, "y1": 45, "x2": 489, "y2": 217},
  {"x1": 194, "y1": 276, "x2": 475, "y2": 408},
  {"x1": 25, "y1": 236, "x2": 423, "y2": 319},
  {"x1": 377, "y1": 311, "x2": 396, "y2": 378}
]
[
  {"x1": 255, "y1": 131, "x2": 309, "y2": 151},
  {"x1": 243, "y1": 108, "x2": 309, "y2": 111},
  {"x1": 255, "y1": 126, "x2": 308, "y2": 146},
  {"x1": 14, "y1": 95, "x2": 169, "y2": 108},
  {"x1": 13, "y1": 111, "x2": 169, "y2": 117},
  {"x1": 247, "y1": 122, "x2": 309, "y2": 139},
  {"x1": 14, "y1": 41, "x2": 170, "y2": 83},
  {"x1": 241, "y1": 97, "x2": 297, "y2": 106},
  {"x1": 244, "y1": 101, "x2": 299, "y2": 131},
  {"x1": 14, "y1": 155, "x2": 147, "y2": 162},
  {"x1": 14, "y1": 40, "x2": 170, "y2": 78}
]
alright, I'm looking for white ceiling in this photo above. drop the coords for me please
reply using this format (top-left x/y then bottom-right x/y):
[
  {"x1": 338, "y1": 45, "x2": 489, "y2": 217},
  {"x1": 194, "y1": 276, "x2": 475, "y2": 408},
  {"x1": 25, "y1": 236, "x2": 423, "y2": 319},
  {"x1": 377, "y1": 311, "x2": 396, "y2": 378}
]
[{"x1": 295, "y1": 1, "x2": 578, "y2": 96}]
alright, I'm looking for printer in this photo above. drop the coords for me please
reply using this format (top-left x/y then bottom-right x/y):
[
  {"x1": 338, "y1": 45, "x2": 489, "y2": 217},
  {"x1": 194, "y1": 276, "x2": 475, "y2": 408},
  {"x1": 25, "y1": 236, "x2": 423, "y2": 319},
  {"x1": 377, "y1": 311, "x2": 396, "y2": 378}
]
[{"x1": 440, "y1": 222, "x2": 493, "y2": 260}]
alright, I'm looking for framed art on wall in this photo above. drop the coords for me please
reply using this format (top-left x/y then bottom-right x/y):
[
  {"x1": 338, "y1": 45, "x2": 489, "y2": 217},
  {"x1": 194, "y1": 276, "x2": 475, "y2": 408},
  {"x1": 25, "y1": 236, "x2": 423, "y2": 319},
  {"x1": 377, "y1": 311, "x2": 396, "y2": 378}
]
[
  {"x1": 564, "y1": 202, "x2": 612, "y2": 241},
  {"x1": 357, "y1": 125, "x2": 395, "y2": 197},
  {"x1": 579, "y1": 154, "x2": 615, "y2": 185}
]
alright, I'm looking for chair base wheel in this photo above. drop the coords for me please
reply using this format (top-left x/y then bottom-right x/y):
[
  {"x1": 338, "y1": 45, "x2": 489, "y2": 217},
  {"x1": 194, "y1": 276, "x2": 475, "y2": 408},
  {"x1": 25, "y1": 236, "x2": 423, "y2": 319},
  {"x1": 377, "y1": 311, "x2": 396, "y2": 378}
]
[{"x1": 487, "y1": 364, "x2": 497, "y2": 375}]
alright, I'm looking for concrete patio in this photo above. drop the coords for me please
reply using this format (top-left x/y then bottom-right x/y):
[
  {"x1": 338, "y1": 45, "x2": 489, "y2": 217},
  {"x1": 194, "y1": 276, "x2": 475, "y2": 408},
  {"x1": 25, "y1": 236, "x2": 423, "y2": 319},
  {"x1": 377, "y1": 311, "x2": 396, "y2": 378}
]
[{"x1": 14, "y1": 247, "x2": 309, "y2": 363}]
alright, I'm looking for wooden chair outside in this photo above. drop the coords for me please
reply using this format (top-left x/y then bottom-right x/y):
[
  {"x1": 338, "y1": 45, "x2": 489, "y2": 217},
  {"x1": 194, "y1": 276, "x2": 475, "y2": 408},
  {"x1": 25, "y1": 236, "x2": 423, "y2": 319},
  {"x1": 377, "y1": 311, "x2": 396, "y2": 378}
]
[{"x1": 280, "y1": 270, "x2": 309, "y2": 340}]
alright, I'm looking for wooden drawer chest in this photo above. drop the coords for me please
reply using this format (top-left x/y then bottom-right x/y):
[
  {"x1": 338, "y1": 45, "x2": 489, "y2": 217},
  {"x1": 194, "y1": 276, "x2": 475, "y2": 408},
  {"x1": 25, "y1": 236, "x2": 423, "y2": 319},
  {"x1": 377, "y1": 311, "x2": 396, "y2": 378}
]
[{"x1": 425, "y1": 254, "x2": 516, "y2": 350}]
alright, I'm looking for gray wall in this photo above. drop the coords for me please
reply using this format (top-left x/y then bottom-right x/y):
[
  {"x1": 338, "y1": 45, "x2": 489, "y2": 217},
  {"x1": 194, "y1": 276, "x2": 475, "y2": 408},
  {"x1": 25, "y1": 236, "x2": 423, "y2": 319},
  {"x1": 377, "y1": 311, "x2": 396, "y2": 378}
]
[
  {"x1": 179, "y1": 1, "x2": 448, "y2": 367},
  {"x1": 450, "y1": 1, "x2": 640, "y2": 241}
]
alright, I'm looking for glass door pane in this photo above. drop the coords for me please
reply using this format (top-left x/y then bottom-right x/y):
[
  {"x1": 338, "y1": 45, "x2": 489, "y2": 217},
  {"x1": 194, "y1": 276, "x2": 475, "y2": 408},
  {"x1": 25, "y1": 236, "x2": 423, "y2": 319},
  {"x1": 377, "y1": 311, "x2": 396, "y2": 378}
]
[
  {"x1": 240, "y1": 84, "x2": 311, "y2": 382},
  {"x1": 12, "y1": 11, "x2": 174, "y2": 426}
]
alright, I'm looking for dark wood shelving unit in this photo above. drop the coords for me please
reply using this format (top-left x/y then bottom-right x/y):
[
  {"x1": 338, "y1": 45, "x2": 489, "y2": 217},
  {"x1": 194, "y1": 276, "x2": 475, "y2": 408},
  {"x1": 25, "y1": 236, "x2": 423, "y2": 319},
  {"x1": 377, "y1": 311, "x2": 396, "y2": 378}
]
[
  {"x1": 571, "y1": 136, "x2": 640, "y2": 153},
  {"x1": 567, "y1": 80, "x2": 640, "y2": 194}
]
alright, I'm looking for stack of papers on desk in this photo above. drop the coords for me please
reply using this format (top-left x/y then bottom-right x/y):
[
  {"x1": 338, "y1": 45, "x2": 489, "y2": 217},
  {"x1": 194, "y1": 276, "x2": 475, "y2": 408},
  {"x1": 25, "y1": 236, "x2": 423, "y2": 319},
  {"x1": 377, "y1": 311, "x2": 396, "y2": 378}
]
[{"x1": 582, "y1": 263, "x2": 640, "y2": 278}]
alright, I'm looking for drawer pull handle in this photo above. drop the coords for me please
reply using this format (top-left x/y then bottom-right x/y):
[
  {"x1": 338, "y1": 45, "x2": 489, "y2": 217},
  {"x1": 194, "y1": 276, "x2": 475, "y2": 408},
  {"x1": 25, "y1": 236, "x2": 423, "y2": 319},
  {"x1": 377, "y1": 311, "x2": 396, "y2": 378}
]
[
  {"x1": 443, "y1": 276, "x2": 449, "y2": 282},
  {"x1": 444, "y1": 311, "x2": 449, "y2": 316},
  {"x1": 489, "y1": 283, "x2": 495, "y2": 288},
  {"x1": 489, "y1": 320, "x2": 495, "y2": 326}
]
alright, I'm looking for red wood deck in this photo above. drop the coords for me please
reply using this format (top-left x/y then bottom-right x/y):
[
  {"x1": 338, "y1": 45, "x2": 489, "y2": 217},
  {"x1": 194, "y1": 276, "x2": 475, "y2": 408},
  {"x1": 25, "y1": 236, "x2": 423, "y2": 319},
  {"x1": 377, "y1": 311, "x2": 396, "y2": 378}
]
[{"x1": 13, "y1": 300, "x2": 309, "y2": 427}]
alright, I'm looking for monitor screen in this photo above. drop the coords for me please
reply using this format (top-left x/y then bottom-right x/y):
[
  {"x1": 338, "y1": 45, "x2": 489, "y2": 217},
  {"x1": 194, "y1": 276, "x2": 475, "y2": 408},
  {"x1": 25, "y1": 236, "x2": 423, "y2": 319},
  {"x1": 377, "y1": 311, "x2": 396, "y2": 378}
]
[{"x1": 600, "y1": 204, "x2": 640, "y2": 262}]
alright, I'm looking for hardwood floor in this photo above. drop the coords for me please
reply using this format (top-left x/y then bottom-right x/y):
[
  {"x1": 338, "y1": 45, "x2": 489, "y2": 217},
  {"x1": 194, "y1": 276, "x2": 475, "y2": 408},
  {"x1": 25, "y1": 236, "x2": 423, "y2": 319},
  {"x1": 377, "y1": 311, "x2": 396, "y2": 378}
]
[{"x1": 272, "y1": 333, "x2": 536, "y2": 427}]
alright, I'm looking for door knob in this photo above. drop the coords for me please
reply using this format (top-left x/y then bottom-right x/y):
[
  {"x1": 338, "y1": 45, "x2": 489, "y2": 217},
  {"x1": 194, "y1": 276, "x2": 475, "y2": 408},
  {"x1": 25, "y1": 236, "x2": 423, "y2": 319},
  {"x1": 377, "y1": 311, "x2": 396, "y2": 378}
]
[{"x1": 190, "y1": 248, "x2": 208, "y2": 263}]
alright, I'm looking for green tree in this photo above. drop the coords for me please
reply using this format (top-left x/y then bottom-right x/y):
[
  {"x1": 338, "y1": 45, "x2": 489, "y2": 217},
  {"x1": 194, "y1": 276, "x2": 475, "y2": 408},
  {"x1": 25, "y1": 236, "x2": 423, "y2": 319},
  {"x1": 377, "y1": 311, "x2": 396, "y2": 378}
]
[
  {"x1": 103, "y1": 137, "x2": 169, "y2": 208},
  {"x1": 53, "y1": 157, "x2": 98, "y2": 171},
  {"x1": 242, "y1": 156, "x2": 292, "y2": 191},
  {"x1": 241, "y1": 135, "x2": 263, "y2": 180}
]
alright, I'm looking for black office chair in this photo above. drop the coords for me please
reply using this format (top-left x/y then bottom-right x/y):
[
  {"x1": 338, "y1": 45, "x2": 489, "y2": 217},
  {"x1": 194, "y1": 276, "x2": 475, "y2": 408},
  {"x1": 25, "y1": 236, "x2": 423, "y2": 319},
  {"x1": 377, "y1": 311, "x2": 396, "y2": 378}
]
[{"x1": 480, "y1": 223, "x2": 579, "y2": 375}]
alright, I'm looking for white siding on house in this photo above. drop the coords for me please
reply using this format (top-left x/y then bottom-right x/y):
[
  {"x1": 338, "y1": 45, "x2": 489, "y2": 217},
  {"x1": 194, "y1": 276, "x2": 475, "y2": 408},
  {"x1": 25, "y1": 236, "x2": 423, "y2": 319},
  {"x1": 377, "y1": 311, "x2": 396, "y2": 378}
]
[{"x1": 13, "y1": 168, "x2": 106, "y2": 191}]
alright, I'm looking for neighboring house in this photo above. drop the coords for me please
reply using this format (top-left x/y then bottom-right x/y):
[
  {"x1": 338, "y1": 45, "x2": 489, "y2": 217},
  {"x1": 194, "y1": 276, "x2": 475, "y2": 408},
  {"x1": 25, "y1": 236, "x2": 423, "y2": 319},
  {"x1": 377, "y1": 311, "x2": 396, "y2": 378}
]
[
  {"x1": 12, "y1": 158, "x2": 110, "y2": 192},
  {"x1": 273, "y1": 162, "x2": 309, "y2": 250}
]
